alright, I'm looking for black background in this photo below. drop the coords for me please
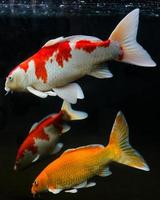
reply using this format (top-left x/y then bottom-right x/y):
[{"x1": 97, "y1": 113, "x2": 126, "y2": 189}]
[{"x1": 0, "y1": 2, "x2": 159, "y2": 200}]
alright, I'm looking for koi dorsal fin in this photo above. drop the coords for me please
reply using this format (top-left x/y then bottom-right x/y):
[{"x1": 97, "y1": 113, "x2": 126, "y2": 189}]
[
  {"x1": 43, "y1": 35, "x2": 101, "y2": 48},
  {"x1": 61, "y1": 144, "x2": 104, "y2": 156},
  {"x1": 42, "y1": 36, "x2": 64, "y2": 48},
  {"x1": 64, "y1": 35, "x2": 101, "y2": 42},
  {"x1": 29, "y1": 113, "x2": 57, "y2": 134},
  {"x1": 29, "y1": 122, "x2": 38, "y2": 133}
]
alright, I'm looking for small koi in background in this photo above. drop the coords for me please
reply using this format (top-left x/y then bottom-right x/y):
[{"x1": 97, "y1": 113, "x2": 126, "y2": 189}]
[
  {"x1": 31, "y1": 111, "x2": 149, "y2": 196},
  {"x1": 14, "y1": 101, "x2": 88, "y2": 170},
  {"x1": 5, "y1": 9, "x2": 156, "y2": 104}
]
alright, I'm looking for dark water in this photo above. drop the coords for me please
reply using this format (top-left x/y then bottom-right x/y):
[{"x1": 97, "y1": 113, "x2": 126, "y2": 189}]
[{"x1": 0, "y1": 1, "x2": 159, "y2": 200}]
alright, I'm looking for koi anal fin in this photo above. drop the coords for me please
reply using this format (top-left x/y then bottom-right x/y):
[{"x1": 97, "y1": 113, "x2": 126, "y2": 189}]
[
  {"x1": 89, "y1": 66, "x2": 113, "y2": 79},
  {"x1": 99, "y1": 167, "x2": 112, "y2": 177}
]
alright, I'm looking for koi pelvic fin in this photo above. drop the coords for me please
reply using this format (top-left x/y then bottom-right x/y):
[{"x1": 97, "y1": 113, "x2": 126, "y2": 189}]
[
  {"x1": 109, "y1": 9, "x2": 156, "y2": 67},
  {"x1": 50, "y1": 143, "x2": 63, "y2": 155},
  {"x1": 48, "y1": 188, "x2": 62, "y2": 194},
  {"x1": 61, "y1": 101, "x2": 88, "y2": 121},
  {"x1": 107, "y1": 111, "x2": 150, "y2": 171},
  {"x1": 53, "y1": 83, "x2": 84, "y2": 104}
]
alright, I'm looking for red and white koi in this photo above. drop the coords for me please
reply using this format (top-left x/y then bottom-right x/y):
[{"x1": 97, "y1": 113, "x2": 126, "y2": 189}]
[
  {"x1": 5, "y1": 9, "x2": 156, "y2": 104},
  {"x1": 14, "y1": 101, "x2": 88, "y2": 170}
]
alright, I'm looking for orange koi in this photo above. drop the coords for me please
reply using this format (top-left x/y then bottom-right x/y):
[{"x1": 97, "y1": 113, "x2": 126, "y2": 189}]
[{"x1": 31, "y1": 111, "x2": 149, "y2": 195}]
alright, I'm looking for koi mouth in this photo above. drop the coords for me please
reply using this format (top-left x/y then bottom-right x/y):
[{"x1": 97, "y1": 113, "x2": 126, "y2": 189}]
[
  {"x1": 31, "y1": 189, "x2": 37, "y2": 198},
  {"x1": 4, "y1": 87, "x2": 13, "y2": 95},
  {"x1": 4, "y1": 86, "x2": 10, "y2": 95},
  {"x1": 32, "y1": 192, "x2": 36, "y2": 198}
]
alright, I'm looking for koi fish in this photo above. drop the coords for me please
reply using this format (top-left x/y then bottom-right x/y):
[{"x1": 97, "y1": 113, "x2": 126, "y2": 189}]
[
  {"x1": 31, "y1": 111, "x2": 149, "y2": 196},
  {"x1": 14, "y1": 101, "x2": 88, "y2": 170},
  {"x1": 5, "y1": 9, "x2": 156, "y2": 104}
]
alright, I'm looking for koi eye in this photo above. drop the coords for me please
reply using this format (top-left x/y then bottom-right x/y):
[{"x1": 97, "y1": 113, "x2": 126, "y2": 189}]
[
  {"x1": 8, "y1": 76, "x2": 13, "y2": 81},
  {"x1": 34, "y1": 180, "x2": 38, "y2": 186}
]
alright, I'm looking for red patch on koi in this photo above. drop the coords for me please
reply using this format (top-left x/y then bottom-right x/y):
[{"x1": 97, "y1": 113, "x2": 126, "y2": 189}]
[
  {"x1": 54, "y1": 41, "x2": 72, "y2": 67},
  {"x1": 16, "y1": 128, "x2": 50, "y2": 161},
  {"x1": 35, "y1": 112, "x2": 63, "y2": 131},
  {"x1": 16, "y1": 111, "x2": 64, "y2": 162},
  {"x1": 7, "y1": 66, "x2": 19, "y2": 78},
  {"x1": 19, "y1": 41, "x2": 72, "y2": 82},
  {"x1": 52, "y1": 111, "x2": 64, "y2": 132},
  {"x1": 38, "y1": 112, "x2": 63, "y2": 132},
  {"x1": 75, "y1": 39, "x2": 110, "y2": 53},
  {"x1": 19, "y1": 51, "x2": 49, "y2": 83},
  {"x1": 19, "y1": 62, "x2": 29, "y2": 72},
  {"x1": 16, "y1": 138, "x2": 38, "y2": 162}
]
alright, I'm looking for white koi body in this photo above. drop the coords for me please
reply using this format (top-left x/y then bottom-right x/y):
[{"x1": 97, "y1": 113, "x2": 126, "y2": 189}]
[{"x1": 5, "y1": 9, "x2": 156, "y2": 103}]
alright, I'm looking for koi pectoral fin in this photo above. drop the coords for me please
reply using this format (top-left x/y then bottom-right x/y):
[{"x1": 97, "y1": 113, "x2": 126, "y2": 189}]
[
  {"x1": 45, "y1": 91, "x2": 57, "y2": 96},
  {"x1": 52, "y1": 83, "x2": 84, "y2": 104},
  {"x1": 32, "y1": 154, "x2": 40, "y2": 163},
  {"x1": 27, "y1": 86, "x2": 48, "y2": 98},
  {"x1": 48, "y1": 188, "x2": 62, "y2": 194}
]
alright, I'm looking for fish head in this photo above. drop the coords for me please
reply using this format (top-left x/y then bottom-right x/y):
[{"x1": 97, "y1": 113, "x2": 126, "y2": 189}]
[
  {"x1": 31, "y1": 173, "x2": 48, "y2": 196},
  {"x1": 5, "y1": 66, "x2": 28, "y2": 93},
  {"x1": 14, "y1": 148, "x2": 37, "y2": 170},
  {"x1": 14, "y1": 157, "x2": 26, "y2": 171},
  {"x1": 14, "y1": 147, "x2": 25, "y2": 171}
]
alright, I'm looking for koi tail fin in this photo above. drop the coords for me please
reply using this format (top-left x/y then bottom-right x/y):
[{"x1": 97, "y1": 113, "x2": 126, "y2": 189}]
[
  {"x1": 107, "y1": 111, "x2": 150, "y2": 171},
  {"x1": 61, "y1": 101, "x2": 88, "y2": 121},
  {"x1": 109, "y1": 9, "x2": 156, "y2": 67}
]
